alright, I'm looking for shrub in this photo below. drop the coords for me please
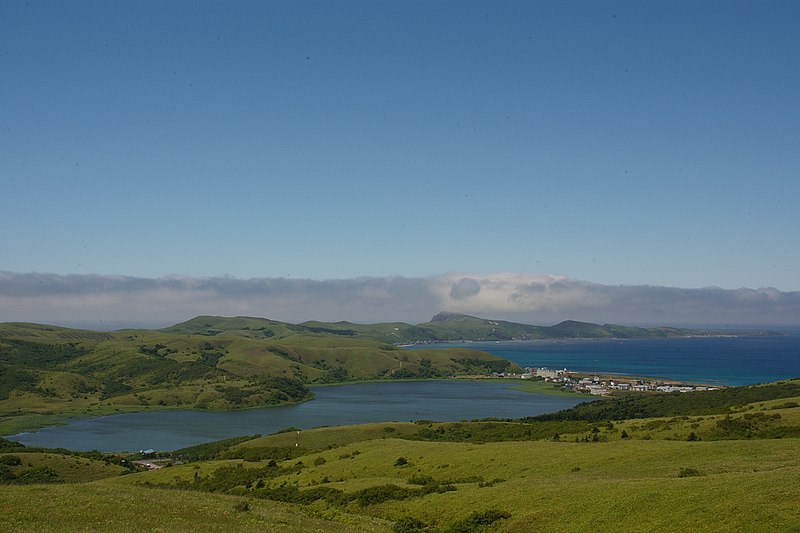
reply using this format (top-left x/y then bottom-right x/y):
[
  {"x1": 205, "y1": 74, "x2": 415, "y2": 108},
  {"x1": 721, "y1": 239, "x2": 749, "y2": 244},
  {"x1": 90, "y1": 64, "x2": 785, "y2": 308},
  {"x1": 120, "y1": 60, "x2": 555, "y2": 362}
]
[
  {"x1": 15, "y1": 465, "x2": 60, "y2": 484},
  {"x1": 355, "y1": 484, "x2": 416, "y2": 506},
  {"x1": 0, "y1": 464, "x2": 16, "y2": 482},
  {"x1": 407, "y1": 473, "x2": 435, "y2": 486},
  {"x1": 447, "y1": 509, "x2": 511, "y2": 532},
  {"x1": 0, "y1": 454, "x2": 22, "y2": 466},
  {"x1": 677, "y1": 467, "x2": 702, "y2": 478},
  {"x1": 394, "y1": 516, "x2": 430, "y2": 532}
]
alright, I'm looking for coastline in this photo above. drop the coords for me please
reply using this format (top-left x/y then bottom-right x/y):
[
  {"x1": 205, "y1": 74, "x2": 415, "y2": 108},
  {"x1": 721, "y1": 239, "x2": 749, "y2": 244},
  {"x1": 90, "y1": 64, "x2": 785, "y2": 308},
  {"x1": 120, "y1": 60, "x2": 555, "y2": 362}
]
[
  {"x1": 1, "y1": 371, "x2": 716, "y2": 438},
  {"x1": 0, "y1": 393, "x2": 317, "y2": 437}
]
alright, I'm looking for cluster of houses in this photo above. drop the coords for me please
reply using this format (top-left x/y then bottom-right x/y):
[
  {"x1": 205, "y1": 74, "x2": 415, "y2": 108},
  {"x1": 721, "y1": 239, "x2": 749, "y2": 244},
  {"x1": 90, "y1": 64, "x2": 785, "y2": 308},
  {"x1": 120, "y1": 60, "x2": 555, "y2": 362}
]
[{"x1": 495, "y1": 367, "x2": 720, "y2": 396}]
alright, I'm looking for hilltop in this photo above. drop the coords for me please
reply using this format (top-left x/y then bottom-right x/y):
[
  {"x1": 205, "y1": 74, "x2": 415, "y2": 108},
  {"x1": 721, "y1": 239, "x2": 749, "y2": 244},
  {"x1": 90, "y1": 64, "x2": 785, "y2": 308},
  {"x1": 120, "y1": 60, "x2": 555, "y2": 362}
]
[
  {"x1": 415, "y1": 312, "x2": 701, "y2": 341},
  {"x1": 304, "y1": 312, "x2": 765, "y2": 343},
  {"x1": 167, "y1": 312, "x2": 738, "y2": 345}
]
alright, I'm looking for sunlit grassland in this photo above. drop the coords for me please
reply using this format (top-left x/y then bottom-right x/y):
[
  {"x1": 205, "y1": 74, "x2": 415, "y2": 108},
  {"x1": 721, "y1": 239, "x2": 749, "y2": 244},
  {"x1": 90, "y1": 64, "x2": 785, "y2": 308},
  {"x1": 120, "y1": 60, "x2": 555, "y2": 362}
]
[
  {"x1": 0, "y1": 392, "x2": 173, "y2": 435},
  {"x1": 599, "y1": 396, "x2": 800, "y2": 442},
  {"x1": 0, "y1": 451, "x2": 127, "y2": 483},
  {"x1": 3, "y1": 399, "x2": 800, "y2": 531},
  {"x1": 4, "y1": 442, "x2": 798, "y2": 531},
  {"x1": 291, "y1": 436, "x2": 800, "y2": 531},
  {"x1": 0, "y1": 482, "x2": 391, "y2": 533},
  {"x1": 116, "y1": 435, "x2": 800, "y2": 531}
]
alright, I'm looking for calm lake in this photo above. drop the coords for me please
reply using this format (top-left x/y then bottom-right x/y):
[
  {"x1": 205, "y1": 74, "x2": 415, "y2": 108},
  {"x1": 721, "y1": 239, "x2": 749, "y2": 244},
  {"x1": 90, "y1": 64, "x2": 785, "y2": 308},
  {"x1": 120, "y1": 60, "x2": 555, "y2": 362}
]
[
  {"x1": 8, "y1": 380, "x2": 584, "y2": 452},
  {"x1": 11, "y1": 334, "x2": 798, "y2": 452}
]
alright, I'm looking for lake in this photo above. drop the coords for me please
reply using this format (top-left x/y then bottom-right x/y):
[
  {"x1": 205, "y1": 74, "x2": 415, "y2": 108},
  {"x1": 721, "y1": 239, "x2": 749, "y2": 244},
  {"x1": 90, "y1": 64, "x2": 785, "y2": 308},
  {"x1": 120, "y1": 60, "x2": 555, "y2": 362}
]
[
  {"x1": 8, "y1": 380, "x2": 584, "y2": 452},
  {"x1": 409, "y1": 334, "x2": 800, "y2": 386},
  {"x1": 11, "y1": 334, "x2": 798, "y2": 452}
]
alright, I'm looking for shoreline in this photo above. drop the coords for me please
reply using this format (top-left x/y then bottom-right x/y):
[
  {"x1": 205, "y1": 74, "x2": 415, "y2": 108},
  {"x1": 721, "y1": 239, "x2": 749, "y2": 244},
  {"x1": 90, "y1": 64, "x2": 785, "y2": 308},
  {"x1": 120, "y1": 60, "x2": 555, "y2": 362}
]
[
  {"x1": 398, "y1": 331, "x2": 784, "y2": 348},
  {"x1": 2, "y1": 371, "x2": 720, "y2": 437}
]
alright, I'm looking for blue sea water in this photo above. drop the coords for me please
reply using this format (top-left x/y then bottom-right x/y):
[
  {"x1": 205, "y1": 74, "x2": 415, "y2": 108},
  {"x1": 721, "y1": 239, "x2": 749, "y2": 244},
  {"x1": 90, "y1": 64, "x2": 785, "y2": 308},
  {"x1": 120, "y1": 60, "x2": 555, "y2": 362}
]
[{"x1": 409, "y1": 334, "x2": 800, "y2": 386}]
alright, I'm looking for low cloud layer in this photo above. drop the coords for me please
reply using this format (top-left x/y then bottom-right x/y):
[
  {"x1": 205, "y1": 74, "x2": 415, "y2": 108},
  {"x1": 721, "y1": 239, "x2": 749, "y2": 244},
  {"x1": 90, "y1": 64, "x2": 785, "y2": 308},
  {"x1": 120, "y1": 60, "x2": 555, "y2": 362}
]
[{"x1": 1, "y1": 271, "x2": 797, "y2": 330}]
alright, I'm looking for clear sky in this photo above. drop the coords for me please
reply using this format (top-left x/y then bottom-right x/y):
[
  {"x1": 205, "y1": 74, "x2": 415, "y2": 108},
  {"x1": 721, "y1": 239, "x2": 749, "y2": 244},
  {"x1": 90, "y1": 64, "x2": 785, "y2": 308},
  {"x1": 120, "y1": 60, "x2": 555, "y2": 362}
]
[{"x1": 2, "y1": 1, "x2": 799, "y2": 308}]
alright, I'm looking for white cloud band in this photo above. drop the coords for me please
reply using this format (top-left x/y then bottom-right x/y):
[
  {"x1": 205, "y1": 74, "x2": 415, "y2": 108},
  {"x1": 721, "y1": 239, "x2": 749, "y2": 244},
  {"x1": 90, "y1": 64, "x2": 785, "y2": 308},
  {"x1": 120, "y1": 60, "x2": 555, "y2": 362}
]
[{"x1": 0, "y1": 271, "x2": 797, "y2": 329}]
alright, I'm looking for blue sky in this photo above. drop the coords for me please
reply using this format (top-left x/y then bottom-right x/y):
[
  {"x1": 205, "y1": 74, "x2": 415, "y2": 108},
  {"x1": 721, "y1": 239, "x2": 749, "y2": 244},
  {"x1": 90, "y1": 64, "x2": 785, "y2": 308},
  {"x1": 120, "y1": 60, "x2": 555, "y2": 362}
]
[{"x1": 1, "y1": 1, "x2": 799, "y2": 327}]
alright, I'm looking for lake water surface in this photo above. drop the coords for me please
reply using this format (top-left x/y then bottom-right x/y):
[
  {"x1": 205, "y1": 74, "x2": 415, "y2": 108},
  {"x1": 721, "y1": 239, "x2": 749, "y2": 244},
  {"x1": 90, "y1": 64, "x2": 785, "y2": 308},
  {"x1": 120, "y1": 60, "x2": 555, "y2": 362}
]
[
  {"x1": 8, "y1": 380, "x2": 583, "y2": 452},
  {"x1": 11, "y1": 335, "x2": 798, "y2": 452}
]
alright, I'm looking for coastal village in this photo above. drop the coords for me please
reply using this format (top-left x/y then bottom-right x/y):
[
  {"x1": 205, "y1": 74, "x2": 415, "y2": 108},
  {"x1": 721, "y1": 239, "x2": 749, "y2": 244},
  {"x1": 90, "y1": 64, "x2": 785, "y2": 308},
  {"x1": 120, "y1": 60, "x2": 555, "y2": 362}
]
[{"x1": 497, "y1": 367, "x2": 722, "y2": 396}]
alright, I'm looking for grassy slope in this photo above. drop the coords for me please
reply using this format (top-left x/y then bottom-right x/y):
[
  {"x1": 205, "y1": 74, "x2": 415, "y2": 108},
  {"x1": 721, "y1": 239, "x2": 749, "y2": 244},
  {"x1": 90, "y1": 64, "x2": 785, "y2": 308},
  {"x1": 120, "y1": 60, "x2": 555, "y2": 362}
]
[
  {"x1": 0, "y1": 483, "x2": 391, "y2": 533},
  {"x1": 0, "y1": 311, "x2": 755, "y2": 436},
  {"x1": 116, "y1": 396, "x2": 800, "y2": 531},
  {"x1": 1, "y1": 320, "x2": 511, "y2": 434},
  {"x1": 413, "y1": 313, "x2": 704, "y2": 341},
  {"x1": 166, "y1": 313, "x2": 713, "y2": 344},
  {"x1": 0, "y1": 451, "x2": 127, "y2": 483},
  {"x1": 118, "y1": 410, "x2": 800, "y2": 531},
  {"x1": 1, "y1": 396, "x2": 799, "y2": 531}
]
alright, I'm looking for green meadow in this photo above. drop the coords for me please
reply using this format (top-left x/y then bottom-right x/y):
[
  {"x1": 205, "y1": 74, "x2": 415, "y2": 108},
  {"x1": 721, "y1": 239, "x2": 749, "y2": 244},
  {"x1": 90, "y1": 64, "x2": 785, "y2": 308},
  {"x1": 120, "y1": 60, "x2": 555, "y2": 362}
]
[
  {"x1": 2, "y1": 383, "x2": 800, "y2": 532},
  {"x1": 3, "y1": 318, "x2": 799, "y2": 531}
]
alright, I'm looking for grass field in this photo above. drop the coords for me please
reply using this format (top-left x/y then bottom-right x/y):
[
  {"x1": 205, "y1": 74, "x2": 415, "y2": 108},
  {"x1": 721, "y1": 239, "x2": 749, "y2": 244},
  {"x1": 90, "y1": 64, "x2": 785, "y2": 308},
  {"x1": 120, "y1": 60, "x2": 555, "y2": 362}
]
[
  {"x1": 3, "y1": 319, "x2": 798, "y2": 531},
  {"x1": 1, "y1": 396, "x2": 800, "y2": 531},
  {"x1": 0, "y1": 483, "x2": 392, "y2": 532}
]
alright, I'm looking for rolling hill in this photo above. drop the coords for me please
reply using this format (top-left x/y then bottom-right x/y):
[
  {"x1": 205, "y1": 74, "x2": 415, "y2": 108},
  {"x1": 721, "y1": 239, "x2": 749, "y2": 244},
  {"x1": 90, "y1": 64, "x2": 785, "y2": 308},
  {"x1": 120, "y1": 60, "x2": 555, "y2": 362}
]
[
  {"x1": 0, "y1": 316, "x2": 514, "y2": 434},
  {"x1": 0, "y1": 313, "x2": 771, "y2": 435},
  {"x1": 2, "y1": 379, "x2": 799, "y2": 532}
]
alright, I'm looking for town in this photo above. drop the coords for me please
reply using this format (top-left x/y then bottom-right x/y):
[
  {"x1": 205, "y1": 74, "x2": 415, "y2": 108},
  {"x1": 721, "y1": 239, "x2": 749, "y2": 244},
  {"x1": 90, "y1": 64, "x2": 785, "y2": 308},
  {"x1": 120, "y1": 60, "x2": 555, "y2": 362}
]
[{"x1": 496, "y1": 367, "x2": 722, "y2": 395}]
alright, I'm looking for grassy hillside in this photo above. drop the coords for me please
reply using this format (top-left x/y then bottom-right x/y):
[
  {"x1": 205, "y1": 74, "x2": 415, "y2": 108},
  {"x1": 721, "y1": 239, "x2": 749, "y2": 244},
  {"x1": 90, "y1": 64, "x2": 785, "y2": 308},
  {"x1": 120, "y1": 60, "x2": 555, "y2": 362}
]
[
  {"x1": 0, "y1": 313, "x2": 779, "y2": 435},
  {"x1": 4, "y1": 438, "x2": 798, "y2": 532},
  {"x1": 2, "y1": 380, "x2": 800, "y2": 531},
  {"x1": 0, "y1": 482, "x2": 391, "y2": 532},
  {"x1": 128, "y1": 391, "x2": 800, "y2": 531},
  {"x1": 0, "y1": 319, "x2": 514, "y2": 434},
  {"x1": 413, "y1": 313, "x2": 709, "y2": 341},
  {"x1": 530, "y1": 378, "x2": 800, "y2": 422},
  {"x1": 298, "y1": 313, "x2": 718, "y2": 343}
]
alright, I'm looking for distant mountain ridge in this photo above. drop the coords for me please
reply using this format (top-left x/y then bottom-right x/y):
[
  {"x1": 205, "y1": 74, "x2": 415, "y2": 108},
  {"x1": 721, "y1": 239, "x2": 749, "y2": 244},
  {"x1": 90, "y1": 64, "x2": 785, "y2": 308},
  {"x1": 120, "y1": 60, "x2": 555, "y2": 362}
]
[
  {"x1": 161, "y1": 312, "x2": 772, "y2": 344},
  {"x1": 408, "y1": 312, "x2": 707, "y2": 342}
]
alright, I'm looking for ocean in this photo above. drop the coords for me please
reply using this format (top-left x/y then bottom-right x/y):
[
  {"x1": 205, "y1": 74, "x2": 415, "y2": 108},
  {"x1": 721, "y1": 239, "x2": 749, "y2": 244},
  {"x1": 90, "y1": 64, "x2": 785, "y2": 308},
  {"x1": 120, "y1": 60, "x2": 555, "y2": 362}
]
[{"x1": 407, "y1": 334, "x2": 800, "y2": 386}]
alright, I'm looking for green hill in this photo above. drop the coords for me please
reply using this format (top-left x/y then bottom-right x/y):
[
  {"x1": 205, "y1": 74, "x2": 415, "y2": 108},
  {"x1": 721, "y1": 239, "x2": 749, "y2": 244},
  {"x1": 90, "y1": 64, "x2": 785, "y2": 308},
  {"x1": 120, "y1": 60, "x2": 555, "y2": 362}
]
[
  {"x1": 0, "y1": 318, "x2": 514, "y2": 434},
  {"x1": 416, "y1": 313, "x2": 705, "y2": 341},
  {"x1": 0, "y1": 313, "x2": 776, "y2": 435},
  {"x1": 2, "y1": 380, "x2": 800, "y2": 532},
  {"x1": 162, "y1": 312, "x2": 716, "y2": 345}
]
